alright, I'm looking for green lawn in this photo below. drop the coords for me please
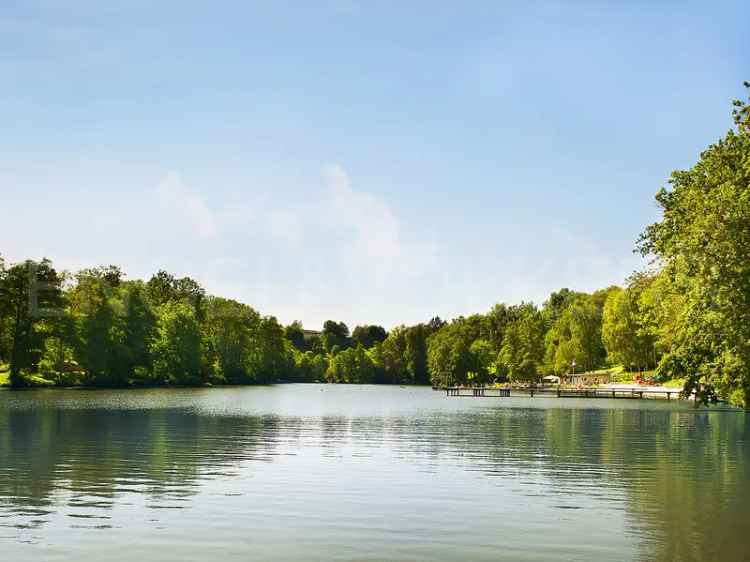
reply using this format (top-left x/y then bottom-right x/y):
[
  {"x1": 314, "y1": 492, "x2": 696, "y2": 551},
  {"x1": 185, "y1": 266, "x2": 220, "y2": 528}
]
[
  {"x1": 598, "y1": 365, "x2": 685, "y2": 387},
  {"x1": 582, "y1": 365, "x2": 685, "y2": 387},
  {"x1": 0, "y1": 364, "x2": 56, "y2": 387},
  {"x1": 26, "y1": 374, "x2": 55, "y2": 386},
  {"x1": 663, "y1": 377, "x2": 685, "y2": 388}
]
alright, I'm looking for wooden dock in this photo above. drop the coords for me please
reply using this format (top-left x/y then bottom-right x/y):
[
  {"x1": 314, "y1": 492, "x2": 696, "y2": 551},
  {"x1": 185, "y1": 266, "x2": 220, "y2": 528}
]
[
  {"x1": 447, "y1": 387, "x2": 511, "y2": 397},
  {"x1": 445, "y1": 386, "x2": 682, "y2": 400}
]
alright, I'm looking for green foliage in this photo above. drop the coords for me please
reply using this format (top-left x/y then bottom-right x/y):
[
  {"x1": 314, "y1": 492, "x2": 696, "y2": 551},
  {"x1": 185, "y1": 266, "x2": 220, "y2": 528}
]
[
  {"x1": 602, "y1": 282, "x2": 658, "y2": 372},
  {"x1": 639, "y1": 84, "x2": 750, "y2": 406},
  {"x1": 120, "y1": 283, "x2": 157, "y2": 380},
  {"x1": 284, "y1": 321, "x2": 306, "y2": 351},
  {"x1": 498, "y1": 304, "x2": 547, "y2": 382},
  {"x1": 543, "y1": 288, "x2": 584, "y2": 323},
  {"x1": 427, "y1": 318, "x2": 483, "y2": 387},
  {"x1": 468, "y1": 339, "x2": 494, "y2": 383},
  {"x1": 146, "y1": 270, "x2": 206, "y2": 314},
  {"x1": 0, "y1": 259, "x2": 64, "y2": 387},
  {"x1": 246, "y1": 316, "x2": 293, "y2": 383},
  {"x1": 321, "y1": 320, "x2": 351, "y2": 353},
  {"x1": 351, "y1": 324, "x2": 387, "y2": 349},
  {"x1": 151, "y1": 301, "x2": 206, "y2": 385},
  {"x1": 404, "y1": 324, "x2": 430, "y2": 384},
  {"x1": 203, "y1": 297, "x2": 260, "y2": 384},
  {"x1": 378, "y1": 326, "x2": 407, "y2": 382},
  {"x1": 325, "y1": 344, "x2": 377, "y2": 383},
  {"x1": 69, "y1": 274, "x2": 127, "y2": 386},
  {"x1": 294, "y1": 350, "x2": 327, "y2": 382},
  {"x1": 544, "y1": 295, "x2": 606, "y2": 375}
]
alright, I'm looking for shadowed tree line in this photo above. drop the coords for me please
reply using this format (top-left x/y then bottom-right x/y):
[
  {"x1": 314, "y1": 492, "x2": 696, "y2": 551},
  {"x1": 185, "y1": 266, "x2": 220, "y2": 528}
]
[{"x1": 1, "y1": 86, "x2": 749, "y2": 405}]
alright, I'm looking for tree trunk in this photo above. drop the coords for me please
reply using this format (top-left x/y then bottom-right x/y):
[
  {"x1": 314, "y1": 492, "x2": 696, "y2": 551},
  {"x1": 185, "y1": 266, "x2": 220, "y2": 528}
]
[{"x1": 9, "y1": 301, "x2": 26, "y2": 388}]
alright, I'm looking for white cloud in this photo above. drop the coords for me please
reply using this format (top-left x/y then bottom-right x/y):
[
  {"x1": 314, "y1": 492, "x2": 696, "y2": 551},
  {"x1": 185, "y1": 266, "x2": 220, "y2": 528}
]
[
  {"x1": 322, "y1": 164, "x2": 436, "y2": 282},
  {"x1": 157, "y1": 170, "x2": 217, "y2": 238},
  {"x1": 3, "y1": 164, "x2": 642, "y2": 330}
]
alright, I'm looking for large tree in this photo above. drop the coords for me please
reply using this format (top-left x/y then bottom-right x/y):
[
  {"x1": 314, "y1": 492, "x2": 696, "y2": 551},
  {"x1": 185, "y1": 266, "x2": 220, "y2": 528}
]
[
  {"x1": 321, "y1": 320, "x2": 351, "y2": 353},
  {"x1": 0, "y1": 259, "x2": 64, "y2": 387},
  {"x1": 203, "y1": 297, "x2": 260, "y2": 384},
  {"x1": 151, "y1": 301, "x2": 206, "y2": 385},
  {"x1": 639, "y1": 84, "x2": 750, "y2": 406},
  {"x1": 69, "y1": 273, "x2": 125, "y2": 386},
  {"x1": 498, "y1": 304, "x2": 547, "y2": 382},
  {"x1": 146, "y1": 270, "x2": 206, "y2": 317},
  {"x1": 351, "y1": 324, "x2": 387, "y2": 349},
  {"x1": 248, "y1": 316, "x2": 293, "y2": 383},
  {"x1": 427, "y1": 319, "x2": 485, "y2": 387},
  {"x1": 544, "y1": 295, "x2": 606, "y2": 375},
  {"x1": 602, "y1": 282, "x2": 657, "y2": 372},
  {"x1": 284, "y1": 321, "x2": 307, "y2": 351}
]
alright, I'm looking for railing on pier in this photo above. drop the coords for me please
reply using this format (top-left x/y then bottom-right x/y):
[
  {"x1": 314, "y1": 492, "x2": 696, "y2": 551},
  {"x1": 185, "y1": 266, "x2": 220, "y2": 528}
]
[
  {"x1": 446, "y1": 387, "x2": 510, "y2": 397},
  {"x1": 445, "y1": 386, "x2": 682, "y2": 400}
]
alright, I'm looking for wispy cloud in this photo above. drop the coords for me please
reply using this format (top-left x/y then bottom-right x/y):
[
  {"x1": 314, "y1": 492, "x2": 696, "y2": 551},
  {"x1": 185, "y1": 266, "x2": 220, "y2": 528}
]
[
  {"x1": 322, "y1": 164, "x2": 437, "y2": 282},
  {"x1": 157, "y1": 170, "x2": 217, "y2": 238}
]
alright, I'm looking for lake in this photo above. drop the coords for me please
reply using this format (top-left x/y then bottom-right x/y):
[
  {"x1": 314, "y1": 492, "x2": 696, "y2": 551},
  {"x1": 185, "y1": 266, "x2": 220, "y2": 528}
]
[{"x1": 0, "y1": 385, "x2": 748, "y2": 561}]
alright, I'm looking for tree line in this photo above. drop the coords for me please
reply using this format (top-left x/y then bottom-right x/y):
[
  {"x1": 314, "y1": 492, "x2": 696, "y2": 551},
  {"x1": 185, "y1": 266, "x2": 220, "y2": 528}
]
[
  {"x1": 0, "y1": 254, "x2": 718, "y2": 396},
  {"x1": 0, "y1": 261, "x2": 445, "y2": 389},
  {"x1": 1, "y1": 85, "x2": 749, "y2": 406}
]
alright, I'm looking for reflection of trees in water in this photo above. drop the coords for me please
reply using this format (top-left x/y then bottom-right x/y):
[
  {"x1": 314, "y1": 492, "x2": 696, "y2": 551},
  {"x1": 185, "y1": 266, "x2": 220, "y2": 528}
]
[
  {"x1": 0, "y1": 409, "x2": 282, "y2": 520},
  {"x1": 0, "y1": 402, "x2": 747, "y2": 560},
  {"x1": 620, "y1": 412, "x2": 750, "y2": 562},
  {"x1": 427, "y1": 407, "x2": 750, "y2": 562}
]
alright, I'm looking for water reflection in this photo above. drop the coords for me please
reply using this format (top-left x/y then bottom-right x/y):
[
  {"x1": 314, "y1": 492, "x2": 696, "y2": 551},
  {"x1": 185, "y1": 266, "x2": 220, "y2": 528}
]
[{"x1": 0, "y1": 387, "x2": 747, "y2": 562}]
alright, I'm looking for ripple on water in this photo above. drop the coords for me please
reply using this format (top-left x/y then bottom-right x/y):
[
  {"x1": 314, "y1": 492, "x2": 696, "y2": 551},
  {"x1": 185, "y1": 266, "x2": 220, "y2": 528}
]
[{"x1": 0, "y1": 385, "x2": 748, "y2": 562}]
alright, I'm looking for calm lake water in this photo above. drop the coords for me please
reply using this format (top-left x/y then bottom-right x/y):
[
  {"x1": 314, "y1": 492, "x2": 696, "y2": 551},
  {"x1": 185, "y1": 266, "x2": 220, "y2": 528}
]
[{"x1": 0, "y1": 385, "x2": 748, "y2": 562}]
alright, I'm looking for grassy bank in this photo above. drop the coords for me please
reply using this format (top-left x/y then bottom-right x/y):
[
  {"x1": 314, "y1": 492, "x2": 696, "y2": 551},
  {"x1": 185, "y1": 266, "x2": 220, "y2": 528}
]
[
  {"x1": 0, "y1": 364, "x2": 57, "y2": 387},
  {"x1": 0, "y1": 361, "x2": 685, "y2": 391}
]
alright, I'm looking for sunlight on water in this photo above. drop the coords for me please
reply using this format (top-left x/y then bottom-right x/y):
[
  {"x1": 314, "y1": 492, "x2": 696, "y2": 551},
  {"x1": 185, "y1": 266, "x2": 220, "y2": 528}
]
[{"x1": 0, "y1": 385, "x2": 747, "y2": 562}]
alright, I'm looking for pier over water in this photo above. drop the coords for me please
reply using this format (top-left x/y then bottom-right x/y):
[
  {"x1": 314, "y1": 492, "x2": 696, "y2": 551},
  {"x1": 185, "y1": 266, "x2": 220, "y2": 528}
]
[{"x1": 445, "y1": 386, "x2": 683, "y2": 400}]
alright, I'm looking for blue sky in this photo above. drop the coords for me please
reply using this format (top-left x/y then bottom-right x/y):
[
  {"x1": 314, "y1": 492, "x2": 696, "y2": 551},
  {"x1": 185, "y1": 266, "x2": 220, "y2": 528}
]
[{"x1": 2, "y1": 1, "x2": 748, "y2": 329}]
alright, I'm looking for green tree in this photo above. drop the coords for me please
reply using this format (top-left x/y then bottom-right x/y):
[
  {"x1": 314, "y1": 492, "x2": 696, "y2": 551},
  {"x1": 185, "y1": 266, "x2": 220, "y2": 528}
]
[
  {"x1": 146, "y1": 270, "x2": 206, "y2": 315},
  {"x1": 543, "y1": 288, "x2": 584, "y2": 323},
  {"x1": 151, "y1": 301, "x2": 206, "y2": 385},
  {"x1": 321, "y1": 320, "x2": 350, "y2": 353},
  {"x1": 379, "y1": 326, "x2": 408, "y2": 383},
  {"x1": 284, "y1": 320, "x2": 306, "y2": 351},
  {"x1": 120, "y1": 282, "x2": 157, "y2": 381},
  {"x1": 634, "y1": 272, "x2": 681, "y2": 367},
  {"x1": 294, "y1": 350, "x2": 327, "y2": 382},
  {"x1": 427, "y1": 319, "x2": 477, "y2": 387},
  {"x1": 469, "y1": 338, "x2": 494, "y2": 384},
  {"x1": 203, "y1": 297, "x2": 260, "y2": 384},
  {"x1": 325, "y1": 344, "x2": 376, "y2": 384},
  {"x1": 639, "y1": 84, "x2": 750, "y2": 406},
  {"x1": 544, "y1": 295, "x2": 606, "y2": 375},
  {"x1": 248, "y1": 316, "x2": 293, "y2": 383},
  {"x1": 0, "y1": 254, "x2": 6, "y2": 365},
  {"x1": 404, "y1": 324, "x2": 429, "y2": 384},
  {"x1": 69, "y1": 273, "x2": 126, "y2": 386},
  {"x1": 602, "y1": 284, "x2": 656, "y2": 372},
  {"x1": 498, "y1": 304, "x2": 547, "y2": 382},
  {"x1": 351, "y1": 324, "x2": 387, "y2": 349},
  {"x1": 0, "y1": 259, "x2": 64, "y2": 387},
  {"x1": 78, "y1": 265, "x2": 125, "y2": 288}
]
